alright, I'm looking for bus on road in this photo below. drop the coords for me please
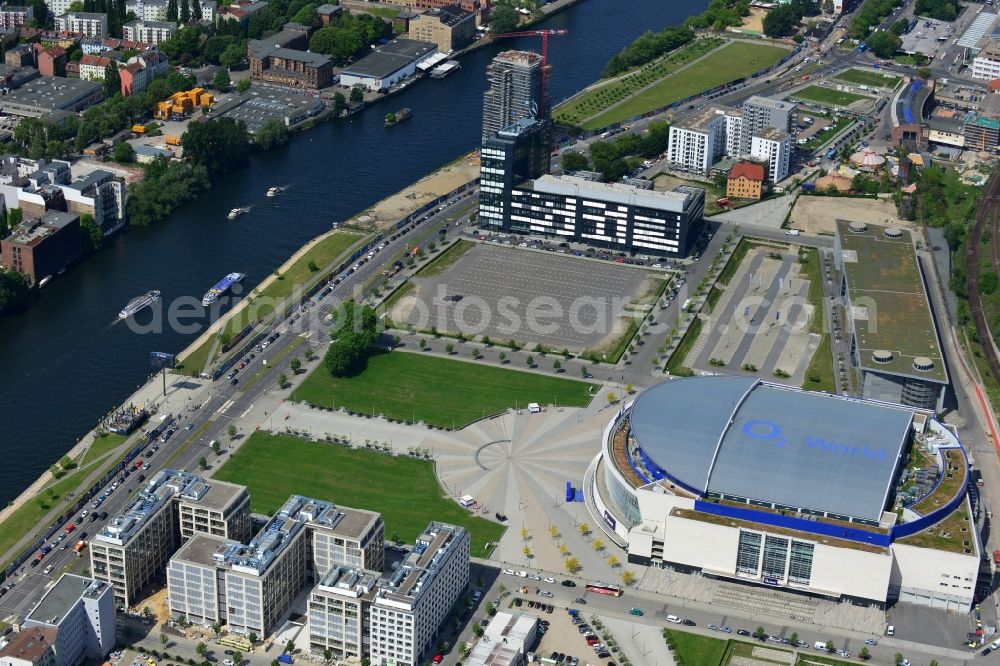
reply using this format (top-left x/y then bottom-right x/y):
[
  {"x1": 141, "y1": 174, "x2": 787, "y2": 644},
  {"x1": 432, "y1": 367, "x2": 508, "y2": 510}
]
[{"x1": 586, "y1": 581, "x2": 623, "y2": 597}]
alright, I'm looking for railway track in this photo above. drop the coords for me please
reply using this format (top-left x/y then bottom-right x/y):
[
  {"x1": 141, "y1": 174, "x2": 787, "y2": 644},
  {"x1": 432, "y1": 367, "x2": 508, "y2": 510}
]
[{"x1": 966, "y1": 170, "x2": 1000, "y2": 384}]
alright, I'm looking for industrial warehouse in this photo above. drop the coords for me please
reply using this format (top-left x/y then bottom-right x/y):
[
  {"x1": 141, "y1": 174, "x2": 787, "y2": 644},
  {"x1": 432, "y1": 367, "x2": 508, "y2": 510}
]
[{"x1": 588, "y1": 376, "x2": 980, "y2": 612}]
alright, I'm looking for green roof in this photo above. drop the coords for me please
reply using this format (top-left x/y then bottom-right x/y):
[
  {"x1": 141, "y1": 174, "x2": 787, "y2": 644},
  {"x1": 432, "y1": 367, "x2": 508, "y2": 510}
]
[{"x1": 836, "y1": 220, "x2": 947, "y2": 384}]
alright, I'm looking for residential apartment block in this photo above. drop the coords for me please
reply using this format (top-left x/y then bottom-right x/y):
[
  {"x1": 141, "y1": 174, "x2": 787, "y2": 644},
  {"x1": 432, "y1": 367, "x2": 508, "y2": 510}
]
[
  {"x1": 482, "y1": 50, "x2": 542, "y2": 140},
  {"x1": 739, "y1": 95, "x2": 795, "y2": 154},
  {"x1": 78, "y1": 54, "x2": 111, "y2": 81},
  {"x1": 368, "y1": 523, "x2": 470, "y2": 666},
  {"x1": 973, "y1": 40, "x2": 1000, "y2": 80},
  {"x1": 725, "y1": 161, "x2": 765, "y2": 201},
  {"x1": 123, "y1": 20, "x2": 175, "y2": 44},
  {"x1": 55, "y1": 12, "x2": 107, "y2": 39},
  {"x1": 22, "y1": 575, "x2": 116, "y2": 666},
  {"x1": 666, "y1": 106, "x2": 730, "y2": 174},
  {"x1": 750, "y1": 127, "x2": 791, "y2": 183},
  {"x1": 90, "y1": 470, "x2": 252, "y2": 608},
  {"x1": 0, "y1": 211, "x2": 80, "y2": 287},
  {"x1": 0, "y1": 6, "x2": 33, "y2": 29},
  {"x1": 62, "y1": 169, "x2": 127, "y2": 236},
  {"x1": 407, "y1": 6, "x2": 475, "y2": 53},
  {"x1": 167, "y1": 495, "x2": 384, "y2": 637},
  {"x1": 0, "y1": 627, "x2": 57, "y2": 666}
]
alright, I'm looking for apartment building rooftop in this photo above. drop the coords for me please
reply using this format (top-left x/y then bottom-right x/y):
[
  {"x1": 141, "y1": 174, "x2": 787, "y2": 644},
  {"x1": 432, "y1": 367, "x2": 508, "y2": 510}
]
[
  {"x1": 173, "y1": 533, "x2": 238, "y2": 568},
  {"x1": 0, "y1": 627, "x2": 56, "y2": 662},
  {"x1": 674, "y1": 105, "x2": 733, "y2": 132},
  {"x1": 744, "y1": 95, "x2": 795, "y2": 112},
  {"x1": 377, "y1": 522, "x2": 464, "y2": 607},
  {"x1": 27, "y1": 575, "x2": 108, "y2": 626},
  {"x1": 754, "y1": 126, "x2": 789, "y2": 141},
  {"x1": 176, "y1": 477, "x2": 246, "y2": 512},
  {"x1": 316, "y1": 566, "x2": 380, "y2": 599}
]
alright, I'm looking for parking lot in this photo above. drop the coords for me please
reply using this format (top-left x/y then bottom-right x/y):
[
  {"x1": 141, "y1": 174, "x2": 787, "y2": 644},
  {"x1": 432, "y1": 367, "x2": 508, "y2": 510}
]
[
  {"x1": 394, "y1": 243, "x2": 656, "y2": 353},
  {"x1": 899, "y1": 16, "x2": 956, "y2": 59}
]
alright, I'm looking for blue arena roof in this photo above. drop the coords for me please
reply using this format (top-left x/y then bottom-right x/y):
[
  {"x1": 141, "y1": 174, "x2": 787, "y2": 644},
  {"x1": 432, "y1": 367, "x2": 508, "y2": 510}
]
[{"x1": 628, "y1": 377, "x2": 915, "y2": 522}]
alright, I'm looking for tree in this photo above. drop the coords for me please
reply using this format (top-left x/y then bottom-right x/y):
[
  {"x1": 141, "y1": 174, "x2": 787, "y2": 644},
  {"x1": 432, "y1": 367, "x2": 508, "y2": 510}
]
[
  {"x1": 212, "y1": 68, "x2": 231, "y2": 91},
  {"x1": 790, "y1": 633, "x2": 798, "y2": 647},
  {"x1": 30, "y1": 0, "x2": 49, "y2": 27},
  {"x1": 196, "y1": 643, "x2": 207, "y2": 657},
  {"x1": 894, "y1": 654, "x2": 903, "y2": 666},
  {"x1": 104, "y1": 64, "x2": 121, "y2": 97},
  {"x1": 561, "y1": 151, "x2": 589, "y2": 171},
  {"x1": 526, "y1": 355, "x2": 534, "y2": 367},
  {"x1": 826, "y1": 641, "x2": 835, "y2": 653},
  {"x1": 621, "y1": 570, "x2": 636, "y2": 585},
  {"x1": 625, "y1": 383, "x2": 635, "y2": 394},
  {"x1": 866, "y1": 30, "x2": 901, "y2": 59},
  {"x1": 498, "y1": 351, "x2": 507, "y2": 364},
  {"x1": 235, "y1": 78, "x2": 251, "y2": 93},
  {"x1": 859, "y1": 647, "x2": 870, "y2": 661},
  {"x1": 191, "y1": 0, "x2": 201, "y2": 20},
  {"x1": 232, "y1": 653, "x2": 242, "y2": 666},
  {"x1": 549, "y1": 524, "x2": 559, "y2": 538},
  {"x1": 255, "y1": 118, "x2": 290, "y2": 150},
  {"x1": 323, "y1": 649, "x2": 332, "y2": 662},
  {"x1": 248, "y1": 633, "x2": 258, "y2": 645},
  {"x1": 166, "y1": 0, "x2": 177, "y2": 21},
  {"x1": 112, "y1": 141, "x2": 135, "y2": 163},
  {"x1": 606, "y1": 391, "x2": 617, "y2": 405},
  {"x1": 181, "y1": 117, "x2": 251, "y2": 176},
  {"x1": 607, "y1": 554, "x2": 619, "y2": 567},
  {"x1": 488, "y1": 4, "x2": 519, "y2": 33},
  {"x1": 79, "y1": 213, "x2": 103, "y2": 253},
  {"x1": 592, "y1": 539, "x2": 604, "y2": 551},
  {"x1": 160, "y1": 634, "x2": 168, "y2": 647},
  {"x1": 917, "y1": 66, "x2": 932, "y2": 80},
  {"x1": 472, "y1": 623, "x2": 484, "y2": 637},
  {"x1": 520, "y1": 527, "x2": 529, "y2": 540},
  {"x1": 211, "y1": 440, "x2": 221, "y2": 455},
  {"x1": 227, "y1": 424, "x2": 237, "y2": 440},
  {"x1": 278, "y1": 372, "x2": 290, "y2": 389},
  {"x1": 565, "y1": 556, "x2": 581, "y2": 573},
  {"x1": 331, "y1": 91, "x2": 346, "y2": 116},
  {"x1": 553, "y1": 359, "x2": 561, "y2": 372},
  {"x1": 198, "y1": 456, "x2": 208, "y2": 470},
  {"x1": 445, "y1": 342, "x2": 454, "y2": 355},
  {"x1": 349, "y1": 86, "x2": 364, "y2": 104},
  {"x1": 180, "y1": 0, "x2": 190, "y2": 22},
  {"x1": 753, "y1": 627, "x2": 766, "y2": 640},
  {"x1": 762, "y1": 4, "x2": 802, "y2": 36},
  {"x1": 290, "y1": 357, "x2": 301, "y2": 373},
  {"x1": 286, "y1": 640, "x2": 295, "y2": 654},
  {"x1": 578, "y1": 522, "x2": 591, "y2": 536}
]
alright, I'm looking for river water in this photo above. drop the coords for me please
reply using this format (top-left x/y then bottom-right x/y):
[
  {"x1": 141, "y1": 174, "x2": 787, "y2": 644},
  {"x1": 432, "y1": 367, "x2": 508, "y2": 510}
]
[{"x1": 0, "y1": 0, "x2": 707, "y2": 504}]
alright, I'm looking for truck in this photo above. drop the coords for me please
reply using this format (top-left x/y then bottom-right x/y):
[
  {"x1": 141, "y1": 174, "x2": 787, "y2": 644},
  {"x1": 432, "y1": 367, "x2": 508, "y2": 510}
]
[
  {"x1": 73, "y1": 540, "x2": 86, "y2": 555},
  {"x1": 277, "y1": 655, "x2": 293, "y2": 665},
  {"x1": 993, "y1": 550, "x2": 1000, "y2": 566},
  {"x1": 165, "y1": 136, "x2": 181, "y2": 146},
  {"x1": 826, "y1": 148, "x2": 837, "y2": 159}
]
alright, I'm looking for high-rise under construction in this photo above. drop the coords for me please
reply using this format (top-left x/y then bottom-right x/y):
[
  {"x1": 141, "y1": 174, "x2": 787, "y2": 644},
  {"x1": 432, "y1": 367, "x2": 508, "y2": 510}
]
[{"x1": 482, "y1": 50, "x2": 543, "y2": 140}]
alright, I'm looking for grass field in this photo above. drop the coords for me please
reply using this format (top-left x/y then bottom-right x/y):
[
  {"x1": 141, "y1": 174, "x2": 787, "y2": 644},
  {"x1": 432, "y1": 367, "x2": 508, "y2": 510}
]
[
  {"x1": 664, "y1": 630, "x2": 728, "y2": 666},
  {"x1": 80, "y1": 433, "x2": 128, "y2": 466},
  {"x1": 178, "y1": 231, "x2": 365, "y2": 374},
  {"x1": 792, "y1": 85, "x2": 870, "y2": 108},
  {"x1": 416, "y1": 239, "x2": 473, "y2": 278},
  {"x1": 293, "y1": 350, "x2": 595, "y2": 428},
  {"x1": 665, "y1": 316, "x2": 702, "y2": 375},
  {"x1": 557, "y1": 41, "x2": 788, "y2": 131},
  {"x1": 215, "y1": 432, "x2": 506, "y2": 557},
  {"x1": 833, "y1": 68, "x2": 901, "y2": 89}
]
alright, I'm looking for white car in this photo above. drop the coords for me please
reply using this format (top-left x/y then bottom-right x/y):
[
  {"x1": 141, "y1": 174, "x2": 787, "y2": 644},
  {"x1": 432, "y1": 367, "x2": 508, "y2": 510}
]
[
  {"x1": 528, "y1": 574, "x2": 541, "y2": 581},
  {"x1": 543, "y1": 577, "x2": 555, "y2": 584},
  {"x1": 223, "y1": 660, "x2": 234, "y2": 666},
  {"x1": 502, "y1": 569, "x2": 514, "y2": 575},
  {"x1": 539, "y1": 590, "x2": 553, "y2": 598}
]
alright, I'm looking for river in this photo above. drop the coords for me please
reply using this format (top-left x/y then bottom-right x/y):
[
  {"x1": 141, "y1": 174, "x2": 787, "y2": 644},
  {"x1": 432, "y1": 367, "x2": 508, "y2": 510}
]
[{"x1": 0, "y1": 0, "x2": 708, "y2": 504}]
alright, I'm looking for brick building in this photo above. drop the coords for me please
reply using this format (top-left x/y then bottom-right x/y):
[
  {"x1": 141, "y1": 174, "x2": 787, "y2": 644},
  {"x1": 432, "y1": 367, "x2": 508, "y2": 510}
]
[
  {"x1": 0, "y1": 211, "x2": 81, "y2": 286},
  {"x1": 725, "y1": 161, "x2": 765, "y2": 201},
  {"x1": 407, "y1": 6, "x2": 475, "y2": 52},
  {"x1": 247, "y1": 39, "x2": 332, "y2": 89}
]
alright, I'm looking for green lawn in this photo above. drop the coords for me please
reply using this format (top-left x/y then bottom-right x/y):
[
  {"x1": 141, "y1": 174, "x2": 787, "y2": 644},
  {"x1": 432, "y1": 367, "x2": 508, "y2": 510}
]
[
  {"x1": 664, "y1": 630, "x2": 728, "y2": 666},
  {"x1": 293, "y1": 350, "x2": 596, "y2": 428},
  {"x1": 560, "y1": 41, "x2": 788, "y2": 131},
  {"x1": 792, "y1": 85, "x2": 870, "y2": 107},
  {"x1": 0, "y1": 466, "x2": 91, "y2": 567},
  {"x1": 415, "y1": 239, "x2": 473, "y2": 278},
  {"x1": 833, "y1": 68, "x2": 901, "y2": 89},
  {"x1": 665, "y1": 316, "x2": 702, "y2": 375},
  {"x1": 80, "y1": 433, "x2": 128, "y2": 466},
  {"x1": 214, "y1": 432, "x2": 506, "y2": 557},
  {"x1": 802, "y1": 333, "x2": 836, "y2": 393}
]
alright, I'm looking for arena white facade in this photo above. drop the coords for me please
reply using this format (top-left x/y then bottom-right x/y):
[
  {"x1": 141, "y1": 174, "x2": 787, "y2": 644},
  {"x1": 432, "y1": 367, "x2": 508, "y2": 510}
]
[{"x1": 587, "y1": 377, "x2": 981, "y2": 611}]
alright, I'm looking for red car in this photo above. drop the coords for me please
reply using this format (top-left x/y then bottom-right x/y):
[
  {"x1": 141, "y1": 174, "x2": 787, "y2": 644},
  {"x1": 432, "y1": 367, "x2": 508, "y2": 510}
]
[{"x1": 432, "y1": 655, "x2": 443, "y2": 664}]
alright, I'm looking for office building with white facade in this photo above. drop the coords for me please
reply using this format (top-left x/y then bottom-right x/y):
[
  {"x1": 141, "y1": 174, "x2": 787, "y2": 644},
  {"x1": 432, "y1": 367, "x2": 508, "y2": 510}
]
[
  {"x1": 90, "y1": 470, "x2": 251, "y2": 608},
  {"x1": 167, "y1": 495, "x2": 385, "y2": 637},
  {"x1": 750, "y1": 127, "x2": 791, "y2": 183},
  {"x1": 308, "y1": 567, "x2": 380, "y2": 660},
  {"x1": 466, "y1": 611, "x2": 538, "y2": 666},
  {"x1": 499, "y1": 174, "x2": 704, "y2": 257},
  {"x1": 55, "y1": 12, "x2": 107, "y2": 39},
  {"x1": 973, "y1": 40, "x2": 1000, "y2": 81},
  {"x1": 369, "y1": 523, "x2": 470, "y2": 666},
  {"x1": 122, "y1": 19, "x2": 175, "y2": 44},
  {"x1": 22, "y1": 575, "x2": 115, "y2": 666}
]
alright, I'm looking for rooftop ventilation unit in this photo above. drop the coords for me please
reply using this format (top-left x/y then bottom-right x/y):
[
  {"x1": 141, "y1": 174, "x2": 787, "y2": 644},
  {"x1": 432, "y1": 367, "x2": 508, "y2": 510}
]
[
  {"x1": 884, "y1": 227, "x2": 903, "y2": 239},
  {"x1": 872, "y1": 349, "x2": 894, "y2": 364},
  {"x1": 848, "y1": 221, "x2": 868, "y2": 233},
  {"x1": 913, "y1": 356, "x2": 935, "y2": 372}
]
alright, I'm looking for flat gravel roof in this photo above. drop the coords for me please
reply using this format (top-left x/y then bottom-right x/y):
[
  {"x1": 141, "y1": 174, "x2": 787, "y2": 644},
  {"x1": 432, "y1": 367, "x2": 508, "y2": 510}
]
[{"x1": 629, "y1": 377, "x2": 914, "y2": 521}]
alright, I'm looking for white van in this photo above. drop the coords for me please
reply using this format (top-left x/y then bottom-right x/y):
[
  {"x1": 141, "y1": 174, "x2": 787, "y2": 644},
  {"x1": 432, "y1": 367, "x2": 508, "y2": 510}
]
[
  {"x1": 886, "y1": 625, "x2": 894, "y2": 636},
  {"x1": 666, "y1": 615, "x2": 682, "y2": 624},
  {"x1": 814, "y1": 641, "x2": 828, "y2": 651}
]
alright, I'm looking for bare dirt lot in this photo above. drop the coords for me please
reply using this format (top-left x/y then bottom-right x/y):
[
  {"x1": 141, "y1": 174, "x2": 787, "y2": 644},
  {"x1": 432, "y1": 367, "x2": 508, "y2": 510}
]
[
  {"x1": 788, "y1": 195, "x2": 907, "y2": 235},
  {"x1": 352, "y1": 153, "x2": 480, "y2": 230}
]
